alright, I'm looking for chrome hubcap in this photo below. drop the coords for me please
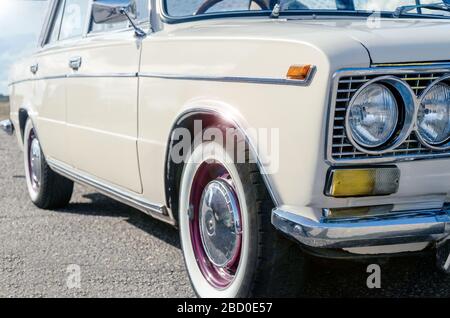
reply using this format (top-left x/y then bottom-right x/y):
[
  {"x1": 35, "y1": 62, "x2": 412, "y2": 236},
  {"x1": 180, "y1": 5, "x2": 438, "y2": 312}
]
[
  {"x1": 199, "y1": 179, "x2": 242, "y2": 267},
  {"x1": 29, "y1": 136, "x2": 42, "y2": 190},
  {"x1": 189, "y1": 162, "x2": 243, "y2": 289}
]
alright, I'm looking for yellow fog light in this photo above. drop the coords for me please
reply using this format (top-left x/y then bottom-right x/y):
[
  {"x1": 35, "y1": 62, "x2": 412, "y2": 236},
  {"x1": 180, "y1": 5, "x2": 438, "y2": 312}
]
[{"x1": 325, "y1": 167, "x2": 400, "y2": 197}]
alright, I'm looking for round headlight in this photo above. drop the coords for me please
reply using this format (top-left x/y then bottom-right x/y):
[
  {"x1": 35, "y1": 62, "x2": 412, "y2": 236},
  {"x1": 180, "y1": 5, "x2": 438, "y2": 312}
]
[
  {"x1": 347, "y1": 83, "x2": 399, "y2": 148},
  {"x1": 417, "y1": 83, "x2": 450, "y2": 146}
]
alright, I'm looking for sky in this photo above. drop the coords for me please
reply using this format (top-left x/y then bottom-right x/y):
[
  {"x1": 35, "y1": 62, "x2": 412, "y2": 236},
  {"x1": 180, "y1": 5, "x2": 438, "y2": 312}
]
[{"x1": 0, "y1": 0, "x2": 49, "y2": 95}]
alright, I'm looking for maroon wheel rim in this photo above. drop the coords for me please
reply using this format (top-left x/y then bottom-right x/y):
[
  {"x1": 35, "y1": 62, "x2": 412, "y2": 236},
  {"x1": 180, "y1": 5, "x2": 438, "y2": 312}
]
[{"x1": 189, "y1": 162, "x2": 243, "y2": 289}]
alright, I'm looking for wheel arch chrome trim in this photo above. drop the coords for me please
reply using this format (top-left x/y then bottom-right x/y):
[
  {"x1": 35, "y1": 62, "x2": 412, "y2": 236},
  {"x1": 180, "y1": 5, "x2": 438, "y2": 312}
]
[{"x1": 164, "y1": 107, "x2": 282, "y2": 211}]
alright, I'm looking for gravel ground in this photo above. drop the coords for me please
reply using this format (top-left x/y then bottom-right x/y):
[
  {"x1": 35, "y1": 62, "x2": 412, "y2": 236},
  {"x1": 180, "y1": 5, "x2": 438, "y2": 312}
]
[
  {"x1": 0, "y1": 132, "x2": 194, "y2": 298},
  {"x1": 0, "y1": 132, "x2": 449, "y2": 298}
]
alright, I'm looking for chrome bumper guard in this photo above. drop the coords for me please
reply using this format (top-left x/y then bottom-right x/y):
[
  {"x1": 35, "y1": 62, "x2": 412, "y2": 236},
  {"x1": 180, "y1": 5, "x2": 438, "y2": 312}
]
[
  {"x1": 272, "y1": 207, "x2": 450, "y2": 249},
  {"x1": 0, "y1": 120, "x2": 14, "y2": 136}
]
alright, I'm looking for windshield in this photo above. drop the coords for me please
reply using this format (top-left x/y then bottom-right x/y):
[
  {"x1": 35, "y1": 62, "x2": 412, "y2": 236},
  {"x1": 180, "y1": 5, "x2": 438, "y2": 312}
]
[{"x1": 164, "y1": 0, "x2": 450, "y2": 18}]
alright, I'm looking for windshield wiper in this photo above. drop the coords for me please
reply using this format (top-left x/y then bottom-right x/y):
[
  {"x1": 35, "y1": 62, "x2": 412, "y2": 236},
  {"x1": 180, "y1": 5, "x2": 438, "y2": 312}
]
[
  {"x1": 393, "y1": 2, "x2": 450, "y2": 18},
  {"x1": 270, "y1": 1, "x2": 281, "y2": 18},
  {"x1": 270, "y1": 0, "x2": 311, "y2": 18}
]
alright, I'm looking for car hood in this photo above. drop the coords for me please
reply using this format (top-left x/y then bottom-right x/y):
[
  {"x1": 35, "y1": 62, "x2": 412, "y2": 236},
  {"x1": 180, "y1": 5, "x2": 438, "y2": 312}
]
[
  {"x1": 285, "y1": 18, "x2": 450, "y2": 64},
  {"x1": 183, "y1": 17, "x2": 450, "y2": 64}
]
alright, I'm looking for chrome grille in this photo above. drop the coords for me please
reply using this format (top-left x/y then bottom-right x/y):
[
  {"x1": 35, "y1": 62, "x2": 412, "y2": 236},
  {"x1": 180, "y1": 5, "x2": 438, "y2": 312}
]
[{"x1": 329, "y1": 67, "x2": 450, "y2": 163}]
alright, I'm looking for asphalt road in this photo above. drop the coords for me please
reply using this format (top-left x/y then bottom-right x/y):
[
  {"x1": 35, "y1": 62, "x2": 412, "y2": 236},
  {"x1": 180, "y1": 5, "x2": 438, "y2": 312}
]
[{"x1": 0, "y1": 132, "x2": 449, "y2": 298}]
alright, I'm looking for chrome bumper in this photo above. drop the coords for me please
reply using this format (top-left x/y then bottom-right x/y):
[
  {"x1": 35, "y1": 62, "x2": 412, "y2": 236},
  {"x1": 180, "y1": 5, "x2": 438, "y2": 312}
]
[
  {"x1": 0, "y1": 119, "x2": 14, "y2": 136},
  {"x1": 272, "y1": 207, "x2": 450, "y2": 249}
]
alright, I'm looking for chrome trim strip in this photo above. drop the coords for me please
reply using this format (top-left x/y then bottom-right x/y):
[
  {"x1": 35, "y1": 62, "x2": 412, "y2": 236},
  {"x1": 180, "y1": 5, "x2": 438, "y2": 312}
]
[
  {"x1": 0, "y1": 120, "x2": 14, "y2": 136},
  {"x1": 9, "y1": 75, "x2": 67, "y2": 86},
  {"x1": 334, "y1": 63, "x2": 450, "y2": 76},
  {"x1": 416, "y1": 74, "x2": 450, "y2": 150},
  {"x1": 39, "y1": 0, "x2": 58, "y2": 47},
  {"x1": 8, "y1": 73, "x2": 137, "y2": 86},
  {"x1": 373, "y1": 62, "x2": 450, "y2": 68},
  {"x1": 139, "y1": 68, "x2": 316, "y2": 86},
  {"x1": 272, "y1": 207, "x2": 450, "y2": 248},
  {"x1": 47, "y1": 158, "x2": 176, "y2": 226},
  {"x1": 326, "y1": 63, "x2": 450, "y2": 165},
  {"x1": 66, "y1": 73, "x2": 137, "y2": 78},
  {"x1": 9, "y1": 70, "x2": 315, "y2": 87}
]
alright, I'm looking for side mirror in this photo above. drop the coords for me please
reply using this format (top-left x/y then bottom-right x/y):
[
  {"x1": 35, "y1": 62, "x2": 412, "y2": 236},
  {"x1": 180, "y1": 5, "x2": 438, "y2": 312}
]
[
  {"x1": 92, "y1": 0, "x2": 136, "y2": 24},
  {"x1": 91, "y1": 0, "x2": 146, "y2": 37}
]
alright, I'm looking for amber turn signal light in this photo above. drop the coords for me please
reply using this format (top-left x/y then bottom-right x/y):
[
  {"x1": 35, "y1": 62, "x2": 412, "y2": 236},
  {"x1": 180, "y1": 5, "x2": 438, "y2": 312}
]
[
  {"x1": 323, "y1": 205, "x2": 394, "y2": 220},
  {"x1": 325, "y1": 167, "x2": 400, "y2": 198},
  {"x1": 286, "y1": 65, "x2": 313, "y2": 81}
]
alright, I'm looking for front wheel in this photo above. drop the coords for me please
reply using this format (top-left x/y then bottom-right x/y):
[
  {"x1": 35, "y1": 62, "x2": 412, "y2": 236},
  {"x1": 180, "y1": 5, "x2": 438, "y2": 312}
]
[
  {"x1": 179, "y1": 140, "x2": 308, "y2": 297},
  {"x1": 23, "y1": 119, "x2": 74, "y2": 209}
]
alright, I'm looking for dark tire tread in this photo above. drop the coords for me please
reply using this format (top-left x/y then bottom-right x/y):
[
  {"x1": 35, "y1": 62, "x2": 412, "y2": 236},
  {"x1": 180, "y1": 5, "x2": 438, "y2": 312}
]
[
  {"x1": 25, "y1": 119, "x2": 74, "y2": 210},
  {"x1": 236, "y1": 151, "x2": 307, "y2": 298},
  {"x1": 33, "y1": 155, "x2": 74, "y2": 210}
]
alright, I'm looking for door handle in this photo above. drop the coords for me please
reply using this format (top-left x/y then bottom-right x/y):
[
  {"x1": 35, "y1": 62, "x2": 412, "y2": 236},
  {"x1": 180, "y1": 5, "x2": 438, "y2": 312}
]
[
  {"x1": 69, "y1": 56, "x2": 82, "y2": 70},
  {"x1": 30, "y1": 63, "x2": 38, "y2": 74}
]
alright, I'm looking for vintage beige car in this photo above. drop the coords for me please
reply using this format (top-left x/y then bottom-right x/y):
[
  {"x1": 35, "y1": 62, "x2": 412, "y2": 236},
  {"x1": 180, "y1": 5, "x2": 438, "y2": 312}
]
[{"x1": 3, "y1": 0, "x2": 450, "y2": 297}]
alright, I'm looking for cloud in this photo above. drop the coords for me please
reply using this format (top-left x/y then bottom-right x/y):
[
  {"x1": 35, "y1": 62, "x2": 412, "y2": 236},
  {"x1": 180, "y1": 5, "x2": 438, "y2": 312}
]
[
  {"x1": 0, "y1": 0, "x2": 49, "y2": 95},
  {"x1": 1, "y1": 0, "x2": 49, "y2": 36}
]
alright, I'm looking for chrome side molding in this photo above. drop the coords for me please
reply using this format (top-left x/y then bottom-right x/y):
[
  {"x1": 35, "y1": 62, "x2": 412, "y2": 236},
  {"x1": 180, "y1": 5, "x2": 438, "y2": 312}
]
[
  {"x1": 139, "y1": 70, "x2": 315, "y2": 86},
  {"x1": 47, "y1": 159, "x2": 176, "y2": 226},
  {"x1": 0, "y1": 120, "x2": 14, "y2": 136},
  {"x1": 272, "y1": 207, "x2": 450, "y2": 249},
  {"x1": 9, "y1": 70, "x2": 316, "y2": 87}
]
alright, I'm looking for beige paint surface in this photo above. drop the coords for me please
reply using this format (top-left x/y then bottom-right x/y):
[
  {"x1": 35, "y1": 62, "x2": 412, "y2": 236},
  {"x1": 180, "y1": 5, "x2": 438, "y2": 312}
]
[{"x1": 7, "y1": 16, "x2": 450, "y2": 226}]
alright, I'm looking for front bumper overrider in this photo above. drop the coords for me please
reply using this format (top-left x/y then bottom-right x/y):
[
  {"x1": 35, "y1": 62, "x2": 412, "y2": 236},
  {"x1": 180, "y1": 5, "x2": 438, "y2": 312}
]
[{"x1": 272, "y1": 207, "x2": 450, "y2": 249}]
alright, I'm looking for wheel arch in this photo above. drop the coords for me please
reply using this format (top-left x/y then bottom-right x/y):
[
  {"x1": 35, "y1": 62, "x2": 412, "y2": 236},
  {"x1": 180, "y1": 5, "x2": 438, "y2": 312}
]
[
  {"x1": 18, "y1": 108, "x2": 29, "y2": 142},
  {"x1": 18, "y1": 107, "x2": 40, "y2": 143},
  {"x1": 164, "y1": 107, "x2": 280, "y2": 220}
]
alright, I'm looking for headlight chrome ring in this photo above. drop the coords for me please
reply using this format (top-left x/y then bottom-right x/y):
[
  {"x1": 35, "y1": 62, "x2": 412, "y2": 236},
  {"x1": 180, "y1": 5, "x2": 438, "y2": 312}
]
[
  {"x1": 417, "y1": 75, "x2": 450, "y2": 151},
  {"x1": 345, "y1": 76, "x2": 418, "y2": 155}
]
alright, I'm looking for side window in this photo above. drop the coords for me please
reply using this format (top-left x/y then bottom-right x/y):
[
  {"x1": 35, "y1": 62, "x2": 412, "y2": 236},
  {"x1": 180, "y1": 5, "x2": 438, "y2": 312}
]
[
  {"x1": 59, "y1": 0, "x2": 89, "y2": 40},
  {"x1": 46, "y1": 0, "x2": 65, "y2": 44},
  {"x1": 90, "y1": 0, "x2": 149, "y2": 33}
]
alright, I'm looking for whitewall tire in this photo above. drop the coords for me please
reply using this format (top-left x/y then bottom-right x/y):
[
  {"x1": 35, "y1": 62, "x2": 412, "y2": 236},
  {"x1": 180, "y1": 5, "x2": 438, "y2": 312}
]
[
  {"x1": 179, "y1": 140, "x2": 307, "y2": 298},
  {"x1": 23, "y1": 119, "x2": 74, "y2": 209}
]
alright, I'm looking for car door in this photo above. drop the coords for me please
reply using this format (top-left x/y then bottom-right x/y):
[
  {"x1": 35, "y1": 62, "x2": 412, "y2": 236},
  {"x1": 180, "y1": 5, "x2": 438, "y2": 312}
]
[
  {"x1": 33, "y1": 0, "x2": 75, "y2": 163},
  {"x1": 65, "y1": 0, "x2": 149, "y2": 193}
]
